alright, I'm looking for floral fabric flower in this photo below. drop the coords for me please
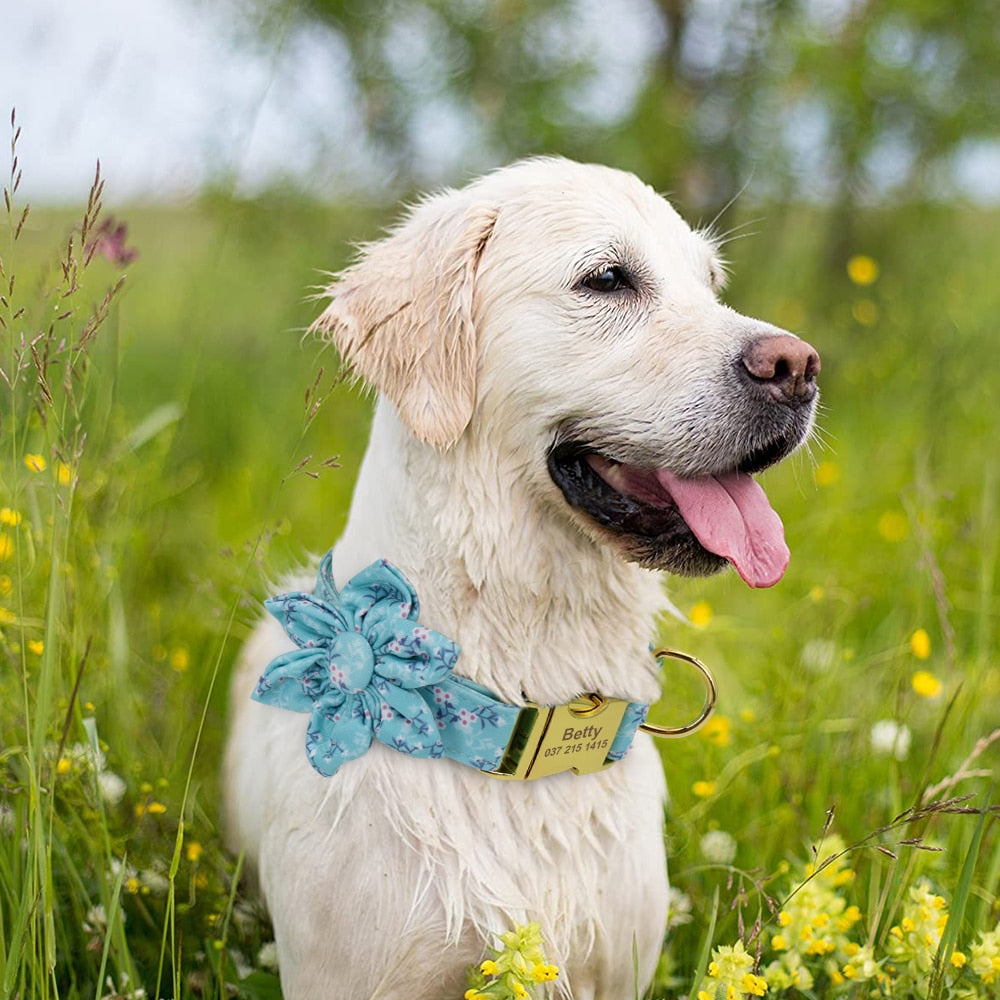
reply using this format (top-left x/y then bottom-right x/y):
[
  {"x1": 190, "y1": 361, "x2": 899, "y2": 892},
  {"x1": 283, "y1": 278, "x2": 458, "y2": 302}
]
[{"x1": 253, "y1": 554, "x2": 460, "y2": 776}]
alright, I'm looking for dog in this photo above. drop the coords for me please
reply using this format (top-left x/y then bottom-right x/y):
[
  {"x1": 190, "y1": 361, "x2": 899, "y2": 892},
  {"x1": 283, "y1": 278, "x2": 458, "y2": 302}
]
[{"x1": 223, "y1": 157, "x2": 819, "y2": 999}]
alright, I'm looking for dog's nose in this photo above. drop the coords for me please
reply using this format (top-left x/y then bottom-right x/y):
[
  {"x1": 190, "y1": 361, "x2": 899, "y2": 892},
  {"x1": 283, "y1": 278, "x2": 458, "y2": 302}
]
[{"x1": 741, "y1": 333, "x2": 821, "y2": 403}]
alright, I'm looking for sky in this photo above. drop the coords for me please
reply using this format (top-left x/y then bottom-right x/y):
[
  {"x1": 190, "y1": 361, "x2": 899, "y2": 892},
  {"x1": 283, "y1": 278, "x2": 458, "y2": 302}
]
[
  {"x1": 2, "y1": 0, "x2": 372, "y2": 203},
  {"x1": 2, "y1": 0, "x2": 664, "y2": 206}
]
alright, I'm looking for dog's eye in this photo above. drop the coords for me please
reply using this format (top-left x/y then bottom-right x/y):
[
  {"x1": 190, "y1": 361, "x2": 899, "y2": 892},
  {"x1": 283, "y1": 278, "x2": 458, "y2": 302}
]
[{"x1": 581, "y1": 265, "x2": 632, "y2": 293}]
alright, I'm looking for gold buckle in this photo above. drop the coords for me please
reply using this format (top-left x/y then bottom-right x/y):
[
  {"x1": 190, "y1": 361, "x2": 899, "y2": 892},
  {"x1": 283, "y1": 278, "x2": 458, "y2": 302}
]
[{"x1": 486, "y1": 695, "x2": 630, "y2": 781}]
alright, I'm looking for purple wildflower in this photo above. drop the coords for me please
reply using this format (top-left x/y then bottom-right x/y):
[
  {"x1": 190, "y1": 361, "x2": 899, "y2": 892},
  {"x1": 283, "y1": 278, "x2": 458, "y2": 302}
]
[{"x1": 87, "y1": 217, "x2": 139, "y2": 267}]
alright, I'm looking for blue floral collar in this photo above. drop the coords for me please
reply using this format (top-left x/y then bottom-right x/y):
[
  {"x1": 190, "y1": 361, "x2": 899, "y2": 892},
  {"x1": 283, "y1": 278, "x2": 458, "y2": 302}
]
[{"x1": 251, "y1": 552, "x2": 649, "y2": 780}]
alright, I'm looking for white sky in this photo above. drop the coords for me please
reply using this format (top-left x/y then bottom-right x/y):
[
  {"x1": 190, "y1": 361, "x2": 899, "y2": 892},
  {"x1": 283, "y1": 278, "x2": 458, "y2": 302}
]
[
  {"x1": 1, "y1": 0, "x2": 371, "y2": 203},
  {"x1": 3, "y1": 0, "x2": 998, "y2": 205}
]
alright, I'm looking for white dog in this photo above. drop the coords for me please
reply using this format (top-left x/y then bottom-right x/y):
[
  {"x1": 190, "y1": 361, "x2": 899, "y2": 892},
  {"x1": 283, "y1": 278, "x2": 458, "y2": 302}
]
[{"x1": 224, "y1": 158, "x2": 819, "y2": 999}]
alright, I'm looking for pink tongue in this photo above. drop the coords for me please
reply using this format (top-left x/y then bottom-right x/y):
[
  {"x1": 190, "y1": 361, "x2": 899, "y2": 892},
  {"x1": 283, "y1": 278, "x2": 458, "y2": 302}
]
[{"x1": 656, "y1": 470, "x2": 789, "y2": 588}]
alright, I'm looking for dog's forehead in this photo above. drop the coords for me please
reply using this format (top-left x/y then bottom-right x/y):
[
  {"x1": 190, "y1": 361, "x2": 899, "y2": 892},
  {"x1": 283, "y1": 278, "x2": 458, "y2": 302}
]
[{"x1": 473, "y1": 160, "x2": 717, "y2": 280}]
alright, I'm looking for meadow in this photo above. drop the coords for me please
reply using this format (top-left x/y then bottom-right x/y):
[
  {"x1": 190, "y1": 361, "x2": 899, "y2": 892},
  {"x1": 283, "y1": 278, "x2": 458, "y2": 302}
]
[{"x1": 1, "y1": 148, "x2": 998, "y2": 999}]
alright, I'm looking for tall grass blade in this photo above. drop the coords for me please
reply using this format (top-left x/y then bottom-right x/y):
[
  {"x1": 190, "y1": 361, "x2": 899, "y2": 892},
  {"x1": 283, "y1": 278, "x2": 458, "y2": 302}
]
[{"x1": 930, "y1": 791, "x2": 994, "y2": 998}]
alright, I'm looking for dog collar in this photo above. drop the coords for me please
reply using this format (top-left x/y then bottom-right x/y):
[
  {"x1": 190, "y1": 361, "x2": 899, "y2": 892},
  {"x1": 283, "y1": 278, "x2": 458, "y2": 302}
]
[{"x1": 252, "y1": 552, "x2": 714, "y2": 780}]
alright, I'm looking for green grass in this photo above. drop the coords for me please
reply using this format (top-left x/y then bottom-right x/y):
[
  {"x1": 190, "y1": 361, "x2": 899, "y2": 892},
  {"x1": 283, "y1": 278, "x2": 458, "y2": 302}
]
[{"x1": 0, "y1": 151, "x2": 997, "y2": 1000}]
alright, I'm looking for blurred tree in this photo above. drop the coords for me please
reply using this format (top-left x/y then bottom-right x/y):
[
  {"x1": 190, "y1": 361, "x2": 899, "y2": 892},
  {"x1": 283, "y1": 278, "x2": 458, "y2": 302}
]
[{"x1": 235, "y1": 0, "x2": 1000, "y2": 216}]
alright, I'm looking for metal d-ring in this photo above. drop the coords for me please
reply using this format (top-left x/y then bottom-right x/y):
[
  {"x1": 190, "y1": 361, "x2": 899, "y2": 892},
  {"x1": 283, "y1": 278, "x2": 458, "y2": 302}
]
[
  {"x1": 568, "y1": 692, "x2": 608, "y2": 718},
  {"x1": 639, "y1": 647, "x2": 718, "y2": 738}
]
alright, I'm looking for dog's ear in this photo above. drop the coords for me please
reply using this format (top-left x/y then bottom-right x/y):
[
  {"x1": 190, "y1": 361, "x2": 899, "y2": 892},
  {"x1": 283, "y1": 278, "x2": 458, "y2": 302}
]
[{"x1": 314, "y1": 196, "x2": 498, "y2": 448}]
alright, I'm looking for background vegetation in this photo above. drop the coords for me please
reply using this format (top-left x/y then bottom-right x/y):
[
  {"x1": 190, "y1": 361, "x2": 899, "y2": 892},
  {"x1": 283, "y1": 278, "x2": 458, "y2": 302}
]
[{"x1": 2, "y1": 0, "x2": 999, "y2": 996}]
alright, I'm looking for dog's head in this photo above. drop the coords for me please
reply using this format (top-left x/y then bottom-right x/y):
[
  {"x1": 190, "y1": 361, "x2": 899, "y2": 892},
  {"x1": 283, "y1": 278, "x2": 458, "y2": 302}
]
[{"x1": 315, "y1": 157, "x2": 819, "y2": 588}]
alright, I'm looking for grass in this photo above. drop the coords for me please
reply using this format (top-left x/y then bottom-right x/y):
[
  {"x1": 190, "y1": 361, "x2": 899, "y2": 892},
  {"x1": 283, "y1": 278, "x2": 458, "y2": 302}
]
[{"x1": 0, "y1": 122, "x2": 997, "y2": 998}]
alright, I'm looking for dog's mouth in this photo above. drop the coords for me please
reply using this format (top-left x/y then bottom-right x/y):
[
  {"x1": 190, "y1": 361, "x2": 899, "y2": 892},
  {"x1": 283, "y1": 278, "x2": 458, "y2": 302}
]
[{"x1": 547, "y1": 442, "x2": 791, "y2": 588}]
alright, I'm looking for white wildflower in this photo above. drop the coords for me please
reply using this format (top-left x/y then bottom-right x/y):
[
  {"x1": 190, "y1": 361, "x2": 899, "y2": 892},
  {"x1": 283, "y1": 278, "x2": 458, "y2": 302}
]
[
  {"x1": 83, "y1": 904, "x2": 108, "y2": 935},
  {"x1": 139, "y1": 866, "x2": 169, "y2": 895},
  {"x1": 800, "y1": 638, "x2": 837, "y2": 673},
  {"x1": 98, "y1": 770, "x2": 127, "y2": 805},
  {"x1": 870, "y1": 719, "x2": 911, "y2": 760},
  {"x1": 665, "y1": 887, "x2": 694, "y2": 928},
  {"x1": 700, "y1": 830, "x2": 738, "y2": 865},
  {"x1": 257, "y1": 940, "x2": 280, "y2": 970}
]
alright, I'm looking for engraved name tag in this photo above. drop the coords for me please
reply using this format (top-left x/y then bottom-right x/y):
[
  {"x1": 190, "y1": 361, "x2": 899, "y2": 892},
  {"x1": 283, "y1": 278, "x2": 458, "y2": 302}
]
[{"x1": 487, "y1": 695, "x2": 631, "y2": 781}]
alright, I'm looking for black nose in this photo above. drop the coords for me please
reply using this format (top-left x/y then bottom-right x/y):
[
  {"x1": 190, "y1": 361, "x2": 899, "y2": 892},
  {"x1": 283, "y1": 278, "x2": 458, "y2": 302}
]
[{"x1": 741, "y1": 333, "x2": 821, "y2": 403}]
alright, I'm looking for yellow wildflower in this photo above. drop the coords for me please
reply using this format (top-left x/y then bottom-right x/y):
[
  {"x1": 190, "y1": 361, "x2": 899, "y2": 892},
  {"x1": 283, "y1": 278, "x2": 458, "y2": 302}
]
[
  {"x1": 852, "y1": 300, "x2": 879, "y2": 326},
  {"x1": 530, "y1": 963, "x2": 558, "y2": 982},
  {"x1": 909, "y1": 629, "x2": 932, "y2": 660},
  {"x1": 56, "y1": 758, "x2": 72, "y2": 775},
  {"x1": 692, "y1": 780, "x2": 717, "y2": 798},
  {"x1": 28, "y1": 639, "x2": 44, "y2": 655},
  {"x1": 701, "y1": 715, "x2": 732, "y2": 747},
  {"x1": 814, "y1": 460, "x2": 840, "y2": 487},
  {"x1": 701, "y1": 941, "x2": 766, "y2": 1000},
  {"x1": 951, "y1": 951, "x2": 967, "y2": 968},
  {"x1": 125, "y1": 877, "x2": 141, "y2": 894},
  {"x1": 0, "y1": 535, "x2": 12, "y2": 560},
  {"x1": 25, "y1": 453, "x2": 47, "y2": 473},
  {"x1": 0, "y1": 575, "x2": 11, "y2": 596},
  {"x1": 186, "y1": 841, "x2": 204, "y2": 863},
  {"x1": 689, "y1": 600, "x2": 713, "y2": 628},
  {"x1": 878, "y1": 510, "x2": 909, "y2": 542},
  {"x1": 513, "y1": 983, "x2": 529, "y2": 999},
  {"x1": 147, "y1": 801, "x2": 167, "y2": 815},
  {"x1": 57, "y1": 463, "x2": 72, "y2": 485},
  {"x1": 846, "y1": 255, "x2": 879, "y2": 286},
  {"x1": 741, "y1": 973, "x2": 767, "y2": 996},
  {"x1": 837, "y1": 905, "x2": 861, "y2": 931},
  {"x1": 771, "y1": 934, "x2": 787, "y2": 951},
  {"x1": 806, "y1": 939, "x2": 834, "y2": 956},
  {"x1": 170, "y1": 646, "x2": 190, "y2": 672},
  {"x1": 0, "y1": 508, "x2": 21, "y2": 526},
  {"x1": 912, "y1": 670, "x2": 941, "y2": 698}
]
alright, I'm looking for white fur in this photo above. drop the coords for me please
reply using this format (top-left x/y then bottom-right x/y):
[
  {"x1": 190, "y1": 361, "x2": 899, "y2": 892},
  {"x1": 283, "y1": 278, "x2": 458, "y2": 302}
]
[{"x1": 224, "y1": 158, "x2": 811, "y2": 999}]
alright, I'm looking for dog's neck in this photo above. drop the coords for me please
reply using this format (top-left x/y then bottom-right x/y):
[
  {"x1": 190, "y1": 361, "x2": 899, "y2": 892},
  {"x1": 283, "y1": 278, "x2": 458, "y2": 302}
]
[{"x1": 329, "y1": 402, "x2": 665, "y2": 706}]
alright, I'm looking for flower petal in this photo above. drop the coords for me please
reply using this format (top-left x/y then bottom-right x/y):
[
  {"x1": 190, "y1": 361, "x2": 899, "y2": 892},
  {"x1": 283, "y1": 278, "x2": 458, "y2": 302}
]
[
  {"x1": 265, "y1": 592, "x2": 346, "y2": 648},
  {"x1": 371, "y1": 681, "x2": 443, "y2": 759},
  {"x1": 252, "y1": 646, "x2": 333, "y2": 712},
  {"x1": 304, "y1": 694, "x2": 374, "y2": 777},
  {"x1": 338, "y1": 560, "x2": 418, "y2": 631},
  {"x1": 372, "y1": 626, "x2": 460, "y2": 688},
  {"x1": 313, "y1": 550, "x2": 340, "y2": 605}
]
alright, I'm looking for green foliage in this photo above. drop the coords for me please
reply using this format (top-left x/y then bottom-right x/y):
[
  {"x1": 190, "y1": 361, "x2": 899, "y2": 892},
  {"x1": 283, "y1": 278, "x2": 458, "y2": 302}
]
[{"x1": 235, "y1": 0, "x2": 1000, "y2": 209}]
